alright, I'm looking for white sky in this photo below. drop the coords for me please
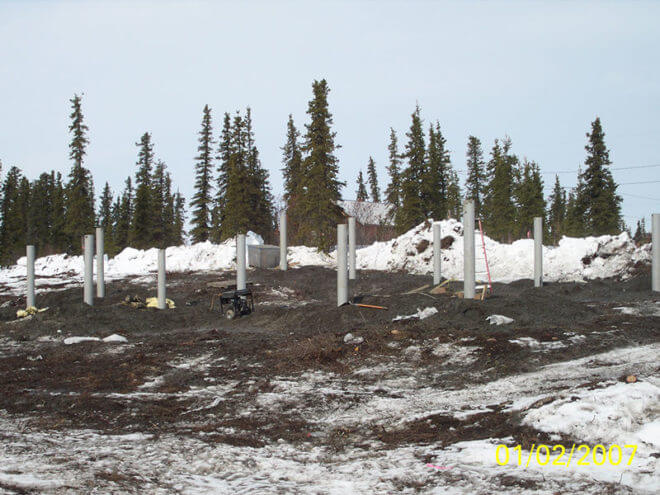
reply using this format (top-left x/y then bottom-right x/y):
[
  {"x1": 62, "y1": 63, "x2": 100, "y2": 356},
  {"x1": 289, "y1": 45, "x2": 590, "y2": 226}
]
[{"x1": 1, "y1": 0, "x2": 658, "y2": 229}]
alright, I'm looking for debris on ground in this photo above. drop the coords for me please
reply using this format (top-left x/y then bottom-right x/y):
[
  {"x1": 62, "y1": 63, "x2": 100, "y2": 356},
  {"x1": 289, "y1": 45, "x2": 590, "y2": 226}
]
[
  {"x1": 15, "y1": 306, "x2": 48, "y2": 319},
  {"x1": 145, "y1": 297, "x2": 176, "y2": 309},
  {"x1": 393, "y1": 306, "x2": 438, "y2": 321},
  {"x1": 486, "y1": 314, "x2": 514, "y2": 325},
  {"x1": 343, "y1": 333, "x2": 364, "y2": 345}
]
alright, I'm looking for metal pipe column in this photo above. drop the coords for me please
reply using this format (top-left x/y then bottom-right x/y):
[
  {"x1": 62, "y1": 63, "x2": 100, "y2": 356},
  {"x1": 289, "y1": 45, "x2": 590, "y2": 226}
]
[
  {"x1": 237, "y1": 234, "x2": 246, "y2": 290},
  {"x1": 279, "y1": 211, "x2": 287, "y2": 271},
  {"x1": 83, "y1": 234, "x2": 94, "y2": 306},
  {"x1": 26, "y1": 245, "x2": 35, "y2": 308},
  {"x1": 337, "y1": 224, "x2": 348, "y2": 306},
  {"x1": 653, "y1": 213, "x2": 659, "y2": 292},
  {"x1": 157, "y1": 249, "x2": 166, "y2": 309},
  {"x1": 534, "y1": 217, "x2": 543, "y2": 287},
  {"x1": 348, "y1": 217, "x2": 356, "y2": 280},
  {"x1": 463, "y1": 200, "x2": 475, "y2": 299},
  {"x1": 433, "y1": 223, "x2": 441, "y2": 285},
  {"x1": 96, "y1": 227, "x2": 105, "y2": 298}
]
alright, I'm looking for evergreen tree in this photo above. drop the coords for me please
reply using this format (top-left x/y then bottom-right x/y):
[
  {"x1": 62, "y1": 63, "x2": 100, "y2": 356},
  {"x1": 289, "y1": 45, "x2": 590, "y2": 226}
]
[
  {"x1": 220, "y1": 112, "x2": 251, "y2": 238},
  {"x1": 514, "y1": 159, "x2": 545, "y2": 238},
  {"x1": 356, "y1": 171, "x2": 368, "y2": 201},
  {"x1": 244, "y1": 107, "x2": 274, "y2": 240},
  {"x1": 0, "y1": 167, "x2": 25, "y2": 264},
  {"x1": 366, "y1": 156, "x2": 380, "y2": 202},
  {"x1": 483, "y1": 137, "x2": 517, "y2": 242},
  {"x1": 281, "y1": 114, "x2": 304, "y2": 241},
  {"x1": 577, "y1": 117, "x2": 622, "y2": 235},
  {"x1": 64, "y1": 94, "x2": 95, "y2": 253},
  {"x1": 130, "y1": 132, "x2": 155, "y2": 248},
  {"x1": 211, "y1": 112, "x2": 232, "y2": 242},
  {"x1": 113, "y1": 177, "x2": 133, "y2": 252},
  {"x1": 49, "y1": 171, "x2": 67, "y2": 253},
  {"x1": 465, "y1": 136, "x2": 486, "y2": 219},
  {"x1": 547, "y1": 175, "x2": 566, "y2": 244},
  {"x1": 151, "y1": 160, "x2": 170, "y2": 247},
  {"x1": 395, "y1": 104, "x2": 427, "y2": 233},
  {"x1": 162, "y1": 173, "x2": 176, "y2": 246},
  {"x1": 564, "y1": 189, "x2": 584, "y2": 237},
  {"x1": 98, "y1": 182, "x2": 115, "y2": 253},
  {"x1": 173, "y1": 191, "x2": 186, "y2": 245},
  {"x1": 385, "y1": 128, "x2": 402, "y2": 208},
  {"x1": 190, "y1": 104, "x2": 214, "y2": 243},
  {"x1": 446, "y1": 169, "x2": 463, "y2": 220},
  {"x1": 422, "y1": 122, "x2": 450, "y2": 220},
  {"x1": 296, "y1": 79, "x2": 344, "y2": 250}
]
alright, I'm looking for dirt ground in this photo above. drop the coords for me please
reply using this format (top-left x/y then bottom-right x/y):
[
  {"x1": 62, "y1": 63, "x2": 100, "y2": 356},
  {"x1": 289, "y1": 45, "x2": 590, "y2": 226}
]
[{"x1": 0, "y1": 266, "x2": 658, "y2": 493}]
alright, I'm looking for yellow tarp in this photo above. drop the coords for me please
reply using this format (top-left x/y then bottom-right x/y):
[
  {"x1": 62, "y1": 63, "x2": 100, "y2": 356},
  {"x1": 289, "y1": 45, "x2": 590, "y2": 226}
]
[{"x1": 145, "y1": 297, "x2": 176, "y2": 309}]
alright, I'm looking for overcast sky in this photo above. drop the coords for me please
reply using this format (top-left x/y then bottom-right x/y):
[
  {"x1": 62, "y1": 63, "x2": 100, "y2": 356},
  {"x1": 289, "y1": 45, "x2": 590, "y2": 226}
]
[{"x1": 1, "y1": 0, "x2": 658, "y2": 229}]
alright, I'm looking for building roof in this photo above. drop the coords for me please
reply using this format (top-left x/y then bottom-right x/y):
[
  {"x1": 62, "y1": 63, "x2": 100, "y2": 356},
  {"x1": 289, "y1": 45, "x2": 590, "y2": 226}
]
[{"x1": 338, "y1": 200, "x2": 395, "y2": 226}]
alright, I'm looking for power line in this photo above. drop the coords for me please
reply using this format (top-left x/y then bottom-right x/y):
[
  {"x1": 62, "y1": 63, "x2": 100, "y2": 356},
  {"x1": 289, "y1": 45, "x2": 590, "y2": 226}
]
[
  {"x1": 619, "y1": 180, "x2": 660, "y2": 186},
  {"x1": 620, "y1": 192, "x2": 660, "y2": 201}
]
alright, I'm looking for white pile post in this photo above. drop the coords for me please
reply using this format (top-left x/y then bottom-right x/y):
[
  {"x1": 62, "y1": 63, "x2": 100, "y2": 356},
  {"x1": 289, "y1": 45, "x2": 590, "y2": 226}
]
[
  {"x1": 237, "y1": 234, "x2": 246, "y2": 291},
  {"x1": 26, "y1": 245, "x2": 35, "y2": 308},
  {"x1": 433, "y1": 222, "x2": 441, "y2": 286},
  {"x1": 463, "y1": 200, "x2": 475, "y2": 299},
  {"x1": 653, "y1": 213, "x2": 659, "y2": 292},
  {"x1": 96, "y1": 227, "x2": 105, "y2": 298},
  {"x1": 279, "y1": 210, "x2": 287, "y2": 271},
  {"x1": 348, "y1": 216, "x2": 356, "y2": 280},
  {"x1": 337, "y1": 224, "x2": 348, "y2": 306},
  {"x1": 534, "y1": 217, "x2": 543, "y2": 288},
  {"x1": 83, "y1": 234, "x2": 94, "y2": 306},
  {"x1": 157, "y1": 248, "x2": 166, "y2": 309}
]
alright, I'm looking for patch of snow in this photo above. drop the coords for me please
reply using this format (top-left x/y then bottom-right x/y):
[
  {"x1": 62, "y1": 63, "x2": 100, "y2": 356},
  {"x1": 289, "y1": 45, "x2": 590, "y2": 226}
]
[
  {"x1": 102, "y1": 334, "x2": 127, "y2": 343},
  {"x1": 343, "y1": 333, "x2": 364, "y2": 345},
  {"x1": 63, "y1": 336, "x2": 101, "y2": 345},
  {"x1": 486, "y1": 314, "x2": 514, "y2": 325},
  {"x1": 393, "y1": 306, "x2": 438, "y2": 321}
]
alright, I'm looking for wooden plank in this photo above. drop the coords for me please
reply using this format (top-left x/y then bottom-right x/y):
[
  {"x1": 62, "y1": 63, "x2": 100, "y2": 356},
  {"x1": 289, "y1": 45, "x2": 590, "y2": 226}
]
[
  {"x1": 430, "y1": 286, "x2": 447, "y2": 295},
  {"x1": 402, "y1": 284, "x2": 431, "y2": 295}
]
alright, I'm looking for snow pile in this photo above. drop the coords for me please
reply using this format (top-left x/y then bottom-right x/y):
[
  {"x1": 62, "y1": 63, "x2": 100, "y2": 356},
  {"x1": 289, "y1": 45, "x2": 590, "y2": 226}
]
[
  {"x1": 486, "y1": 314, "x2": 514, "y2": 325},
  {"x1": 393, "y1": 307, "x2": 438, "y2": 321},
  {"x1": 356, "y1": 219, "x2": 650, "y2": 282}
]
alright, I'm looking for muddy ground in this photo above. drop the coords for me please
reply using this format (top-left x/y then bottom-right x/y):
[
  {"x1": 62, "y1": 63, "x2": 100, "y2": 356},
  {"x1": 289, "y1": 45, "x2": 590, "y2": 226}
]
[{"x1": 0, "y1": 266, "x2": 658, "y2": 493}]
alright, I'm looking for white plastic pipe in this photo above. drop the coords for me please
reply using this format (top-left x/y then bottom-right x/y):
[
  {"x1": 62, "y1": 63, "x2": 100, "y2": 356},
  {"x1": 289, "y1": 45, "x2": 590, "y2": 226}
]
[
  {"x1": 96, "y1": 227, "x2": 105, "y2": 298},
  {"x1": 157, "y1": 248, "x2": 166, "y2": 309},
  {"x1": 463, "y1": 200, "x2": 475, "y2": 299},
  {"x1": 279, "y1": 210, "x2": 287, "y2": 271},
  {"x1": 534, "y1": 217, "x2": 543, "y2": 288},
  {"x1": 348, "y1": 216, "x2": 356, "y2": 280},
  {"x1": 337, "y1": 224, "x2": 348, "y2": 306},
  {"x1": 237, "y1": 234, "x2": 246, "y2": 290},
  {"x1": 83, "y1": 234, "x2": 94, "y2": 306},
  {"x1": 433, "y1": 222, "x2": 441, "y2": 286},
  {"x1": 653, "y1": 213, "x2": 659, "y2": 292},
  {"x1": 26, "y1": 245, "x2": 35, "y2": 308}
]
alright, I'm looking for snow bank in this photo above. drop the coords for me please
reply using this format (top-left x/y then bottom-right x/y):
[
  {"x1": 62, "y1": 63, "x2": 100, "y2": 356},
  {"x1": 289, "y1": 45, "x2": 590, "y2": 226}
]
[
  {"x1": 0, "y1": 220, "x2": 650, "y2": 296},
  {"x1": 357, "y1": 219, "x2": 650, "y2": 283}
]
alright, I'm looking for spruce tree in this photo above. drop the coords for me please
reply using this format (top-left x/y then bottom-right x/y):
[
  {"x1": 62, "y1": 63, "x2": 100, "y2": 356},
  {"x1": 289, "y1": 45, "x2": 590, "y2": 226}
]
[
  {"x1": 395, "y1": 104, "x2": 427, "y2": 233},
  {"x1": 151, "y1": 160, "x2": 169, "y2": 247},
  {"x1": 366, "y1": 157, "x2": 380, "y2": 202},
  {"x1": 220, "y1": 112, "x2": 251, "y2": 238},
  {"x1": 190, "y1": 104, "x2": 214, "y2": 243},
  {"x1": 212, "y1": 112, "x2": 232, "y2": 242},
  {"x1": 162, "y1": 173, "x2": 176, "y2": 246},
  {"x1": 465, "y1": 136, "x2": 486, "y2": 219},
  {"x1": 483, "y1": 138, "x2": 517, "y2": 242},
  {"x1": 564, "y1": 189, "x2": 584, "y2": 237},
  {"x1": 446, "y1": 169, "x2": 463, "y2": 220},
  {"x1": 514, "y1": 159, "x2": 545, "y2": 238},
  {"x1": 297, "y1": 79, "x2": 344, "y2": 250},
  {"x1": 173, "y1": 191, "x2": 186, "y2": 245},
  {"x1": 49, "y1": 172, "x2": 67, "y2": 252},
  {"x1": 98, "y1": 182, "x2": 115, "y2": 253},
  {"x1": 281, "y1": 114, "x2": 304, "y2": 241},
  {"x1": 385, "y1": 128, "x2": 402, "y2": 208},
  {"x1": 577, "y1": 117, "x2": 622, "y2": 235},
  {"x1": 0, "y1": 167, "x2": 25, "y2": 264},
  {"x1": 244, "y1": 107, "x2": 274, "y2": 240},
  {"x1": 422, "y1": 122, "x2": 450, "y2": 220},
  {"x1": 129, "y1": 132, "x2": 154, "y2": 249},
  {"x1": 27, "y1": 173, "x2": 52, "y2": 252},
  {"x1": 356, "y1": 171, "x2": 368, "y2": 201},
  {"x1": 547, "y1": 175, "x2": 566, "y2": 244},
  {"x1": 64, "y1": 94, "x2": 95, "y2": 253},
  {"x1": 113, "y1": 177, "x2": 133, "y2": 252}
]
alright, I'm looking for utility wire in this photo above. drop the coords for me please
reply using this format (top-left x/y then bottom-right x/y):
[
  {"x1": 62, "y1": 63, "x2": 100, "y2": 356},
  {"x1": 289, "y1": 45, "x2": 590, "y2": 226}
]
[
  {"x1": 618, "y1": 180, "x2": 660, "y2": 186},
  {"x1": 619, "y1": 192, "x2": 660, "y2": 201}
]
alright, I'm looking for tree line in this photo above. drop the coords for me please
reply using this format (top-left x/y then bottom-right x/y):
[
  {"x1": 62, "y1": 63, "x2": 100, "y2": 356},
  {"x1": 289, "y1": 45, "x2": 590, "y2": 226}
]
[{"x1": 0, "y1": 81, "x2": 626, "y2": 265}]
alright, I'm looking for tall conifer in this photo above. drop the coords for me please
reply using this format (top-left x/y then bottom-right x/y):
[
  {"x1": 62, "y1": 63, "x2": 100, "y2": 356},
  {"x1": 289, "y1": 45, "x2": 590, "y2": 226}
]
[
  {"x1": 465, "y1": 136, "x2": 486, "y2": 219},
  {"x1": 395, "y1": 105, "x2": 426, "y2": 233},
  {"x1": 547, "y1": 175, "x2": 566, "y2": 244},
  {"x1": 385, "y1": 128, "x2": 402, "y2": 208},
  {"x1": 130, "y1": 133, "x2": 154, "y2": 248},
  {"x1": 190, "y1": 105, "x2": 214, "y2": 243},
  {"x1": 356, "y1": 171, "x2": 368, "y2": 201},
  {"x1": 484, "y1": 138, "x2": 517, "y2": 242},
  {"x1": 281, "y1": 114, "x2": 304, "y2": 240},
  {"x1": 366, "y1": 157, "x2": 380, "y2": 202}
]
